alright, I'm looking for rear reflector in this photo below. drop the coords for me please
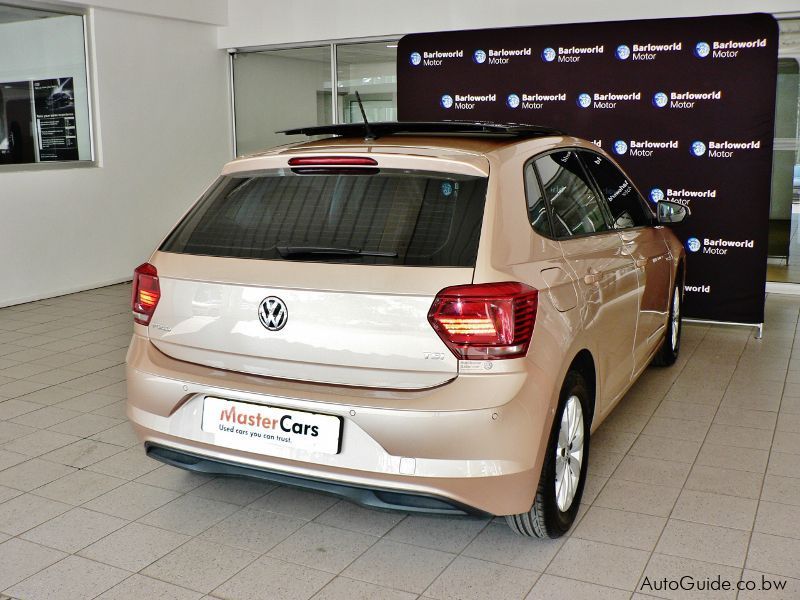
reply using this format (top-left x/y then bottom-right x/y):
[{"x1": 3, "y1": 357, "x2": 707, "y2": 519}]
[
  {"x1": 288, "y1": 156, "x2": 378, "y2": 166},
  {"x1": 428, "y1": 282, "x2": 538, "y2": 360},
  {"x1": 131, "y1": 262, "x2": 160, "y2": 326}
]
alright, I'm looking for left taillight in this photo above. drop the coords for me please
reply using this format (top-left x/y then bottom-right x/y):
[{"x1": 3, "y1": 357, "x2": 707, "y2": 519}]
[{"x1": 131, "y1": 262, "x2": 160, "y2": 326}]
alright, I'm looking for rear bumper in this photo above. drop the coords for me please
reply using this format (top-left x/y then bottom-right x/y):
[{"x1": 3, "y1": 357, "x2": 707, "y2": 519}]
[
  {"x1": 145, "y1": 443, "x2": 489, "y2": 516},
  {"x1": 126, "y1": 335, "x2": 552, "y2": 515}
]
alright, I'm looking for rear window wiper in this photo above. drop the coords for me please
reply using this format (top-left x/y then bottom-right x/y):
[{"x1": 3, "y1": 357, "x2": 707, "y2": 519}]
[{"x1": 276, "y1": 245, "x2": 398, "y2": 258}]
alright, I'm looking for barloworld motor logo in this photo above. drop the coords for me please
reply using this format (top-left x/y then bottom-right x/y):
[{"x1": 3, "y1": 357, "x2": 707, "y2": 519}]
[
  {"x1": 543, "y1": 44, "x2": 603, "y2": 63},
  {"x1": 653, "y1": 92, "x2": 669, "y2": 108},
  {"x1": 513, "y1": 92, "x2": 567, "y2": 109},
  {"x1": 615, "y1": 139, "x2": 678, "y2": 157},
  {"x1": 616, "y1": 44, "x2": 631, "y2": 60},
  {"x1": 695, "y1": 42, "x2": 711, "y2": 58},
  {"x1": 691, "y1": 141, "x2": 707, "y2": 156},
  {"x1": 576, "y1": 91, "x2": 641, "y2": 109},
  {"x1": 473, "y1": 49, "x2": 487, "y2": 64},
  {"x1": 411, "y1": 49, "x2": 464, "y2": 66},
  {"x1": 687, "y1": 236, "x2": 755, "y2": 255},
  {"x1": 440, "y1": 92, "x2": 496, "y2": 110},
  {"x1": 692, "y1": 139, "x2": 762, "y2": 158},
  {"x1": 650, "y1": 188, "x2": 665, "y2": 203},
  {"x1": 685, "y1": 284, "x2": 711, "y2": 293},
  {"x1": 663, "y1": 187, "x2": 717, "y2": 207}
]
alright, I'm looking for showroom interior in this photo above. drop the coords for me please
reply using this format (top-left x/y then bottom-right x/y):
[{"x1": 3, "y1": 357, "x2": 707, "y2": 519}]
[{"x1": 2, "y1": 0, "x2": 800, "y2": 599}]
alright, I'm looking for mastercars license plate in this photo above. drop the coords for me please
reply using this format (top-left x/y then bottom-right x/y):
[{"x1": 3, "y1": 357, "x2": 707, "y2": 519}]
[{"x1": 202, "y1": 397, "x2": 342, "y2": 455}]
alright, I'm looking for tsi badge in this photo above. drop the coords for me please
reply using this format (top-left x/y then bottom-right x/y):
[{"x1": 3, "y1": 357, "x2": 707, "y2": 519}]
[
  {"x1": 613, "y1": 140, "x2": 628, "y2": 155},
  {"x1": 473, "y1": 49, "x2": 487, "y2": 64},
  {"x1": 616, "y1": 44, "x2": 631, "y2": 60},
  {"x1": 258, "y1": 296, "x2": 288, "y2": 331}
]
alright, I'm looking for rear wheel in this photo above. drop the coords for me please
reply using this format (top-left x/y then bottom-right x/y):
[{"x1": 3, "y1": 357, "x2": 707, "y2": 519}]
[
  {"x1": 652, "y1": 276, "x2": 682, "y2": 367},
  {"x1": 506, "y1": 370, "x2": 590, "y2": 538}
]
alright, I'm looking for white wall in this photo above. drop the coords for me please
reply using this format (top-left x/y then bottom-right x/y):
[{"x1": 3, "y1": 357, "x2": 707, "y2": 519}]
[
  {"x1": 219, "y1": 0, "x2": 800, "y2": 48},
  {"x1": 56, "y1": 0, "x2": 227, "y2": 25},
  {"x1": 0, "y1": 7, "x2": 231, "y2": 306}
]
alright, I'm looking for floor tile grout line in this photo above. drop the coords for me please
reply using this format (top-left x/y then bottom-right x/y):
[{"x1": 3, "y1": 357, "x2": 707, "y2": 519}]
[
  {"x1": 677, "y1": 326, "x2": 762, "y2": 596},
  {"x1": 587, "y1": 323, "x2": 710, "y2": 501},
  {"x1": 3, "y1": 286, "x2": 798, "y2": 599},
  {"x1": 520, "y1": 323, "x2": 709, "y2": 597},
  {"x1": 737, "y1": 302, "x2": 800, "y2": 599},
  {"x1": 597, "y1": 323, "x2": 730, "y2": 593},
  {"x1": 555, "y1": 328, "x2": 715, "y2": 592}
]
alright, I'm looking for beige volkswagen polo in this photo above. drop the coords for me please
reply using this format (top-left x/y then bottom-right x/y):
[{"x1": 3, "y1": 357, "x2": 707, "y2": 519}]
[{"x1": 126, "y1": 122, "x2": 686, "y2": 538}]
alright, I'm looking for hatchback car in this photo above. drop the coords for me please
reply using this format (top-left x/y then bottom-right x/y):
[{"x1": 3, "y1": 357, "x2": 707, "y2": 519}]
[{"x1": 126, "y1": 121, "x2": 687, "y2": 538}]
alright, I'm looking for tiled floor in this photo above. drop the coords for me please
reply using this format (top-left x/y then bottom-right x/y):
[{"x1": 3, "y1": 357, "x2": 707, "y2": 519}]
[{"x1": 0, "y1": 285, "x2": 799, "y2": 599}]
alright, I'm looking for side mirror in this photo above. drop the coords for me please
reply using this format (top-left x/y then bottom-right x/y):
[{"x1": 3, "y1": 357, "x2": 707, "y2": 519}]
[{"x1": 657, "y1": 200, "x2": 689, "y2": 224}]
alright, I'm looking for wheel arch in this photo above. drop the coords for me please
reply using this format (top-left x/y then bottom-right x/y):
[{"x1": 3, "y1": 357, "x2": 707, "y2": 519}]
[{"x1": 568, "y1": 349, "x2": 596, "y2": 425}]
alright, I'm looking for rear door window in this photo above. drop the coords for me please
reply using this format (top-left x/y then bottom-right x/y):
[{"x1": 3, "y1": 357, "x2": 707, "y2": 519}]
[
  {"x1": 523, "y1": 161, "x2": 552, "y2": 236},
  {"x1": 534, "y1": 151, "x2": 611, "y2": 238},
  {"x1": 160, "y1": 169, "x2": 488, "y2": 267},
  {"x1": 580, "y1": 151, "x2": 652, "y2": 229}
]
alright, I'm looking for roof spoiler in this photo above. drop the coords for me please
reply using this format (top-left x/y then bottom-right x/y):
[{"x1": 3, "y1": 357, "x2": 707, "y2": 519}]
[{"x1": 278, "y1": 121, "x2": 564, "y2": 140}]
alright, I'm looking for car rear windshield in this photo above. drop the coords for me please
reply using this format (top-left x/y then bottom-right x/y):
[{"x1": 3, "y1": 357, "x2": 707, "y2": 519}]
[{"x1": 160, "y1": 168, "x2": 488, "y2": 267}]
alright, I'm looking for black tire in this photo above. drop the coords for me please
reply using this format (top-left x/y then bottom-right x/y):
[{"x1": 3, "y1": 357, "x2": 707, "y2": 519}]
[
  {"x1": 506, "y1": 370, "x2": 591, "y2": 538},
  {"x1": 652, "y1": 275, "x2": 683, "y2": 367}
]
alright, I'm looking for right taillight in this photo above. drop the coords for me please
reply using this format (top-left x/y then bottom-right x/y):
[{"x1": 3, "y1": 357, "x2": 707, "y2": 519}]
[
  {"x1": 428, "y1": 282, "x2": 538, "y2": 360},
  {"x1": 131, "y1": 262, "x2": 160, "y2": 326}
]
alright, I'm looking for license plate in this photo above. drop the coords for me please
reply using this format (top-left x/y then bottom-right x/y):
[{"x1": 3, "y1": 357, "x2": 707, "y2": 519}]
[{"x1": 201, "y1": 397, "x2": 342, "y2": 455}]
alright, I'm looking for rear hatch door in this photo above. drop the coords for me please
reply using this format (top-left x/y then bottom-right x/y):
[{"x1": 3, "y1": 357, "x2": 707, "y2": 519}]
[{"x1": 147, "y1": 152, "x2": 490, "y2": 389}]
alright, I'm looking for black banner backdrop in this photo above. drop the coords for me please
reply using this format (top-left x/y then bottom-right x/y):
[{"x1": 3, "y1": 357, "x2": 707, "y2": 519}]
[{"x1": 397, "y1": 13, "x2": 778, "y2": 325}]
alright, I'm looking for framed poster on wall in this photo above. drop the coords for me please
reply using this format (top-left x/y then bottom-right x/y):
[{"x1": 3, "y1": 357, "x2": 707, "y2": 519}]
[{"x1": 33, "y1": 77, "x2": 79, "y2": 162}]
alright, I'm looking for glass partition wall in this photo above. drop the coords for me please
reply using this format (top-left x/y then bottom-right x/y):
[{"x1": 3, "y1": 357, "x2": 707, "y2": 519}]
[
  {"x1": 768, "y1": 19, "x2": 800, "y2": 283},
  {"x1": 336, "y1": 42, "x2": 398, "y2": 124},
  {"x1": 232, "y1": 40, "x2": 398, "y2": 156}
]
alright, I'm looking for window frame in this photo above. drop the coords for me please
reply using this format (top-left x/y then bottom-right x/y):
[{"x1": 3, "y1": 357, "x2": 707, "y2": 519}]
[
  {"x1": 0, "y1": 7, "x2": 97, "y2": 172},
  {"x1": 576, "y1": 148, "x2": 656, "y2": 231},
  {"x1": 523, "y1": 147, "x2": 618, "y2": 241}
]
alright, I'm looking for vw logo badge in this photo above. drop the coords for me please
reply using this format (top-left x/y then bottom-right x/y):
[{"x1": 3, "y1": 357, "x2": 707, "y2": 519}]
[{"x1": 258, "y1": 296, "x2": 288, "y2": 331}]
